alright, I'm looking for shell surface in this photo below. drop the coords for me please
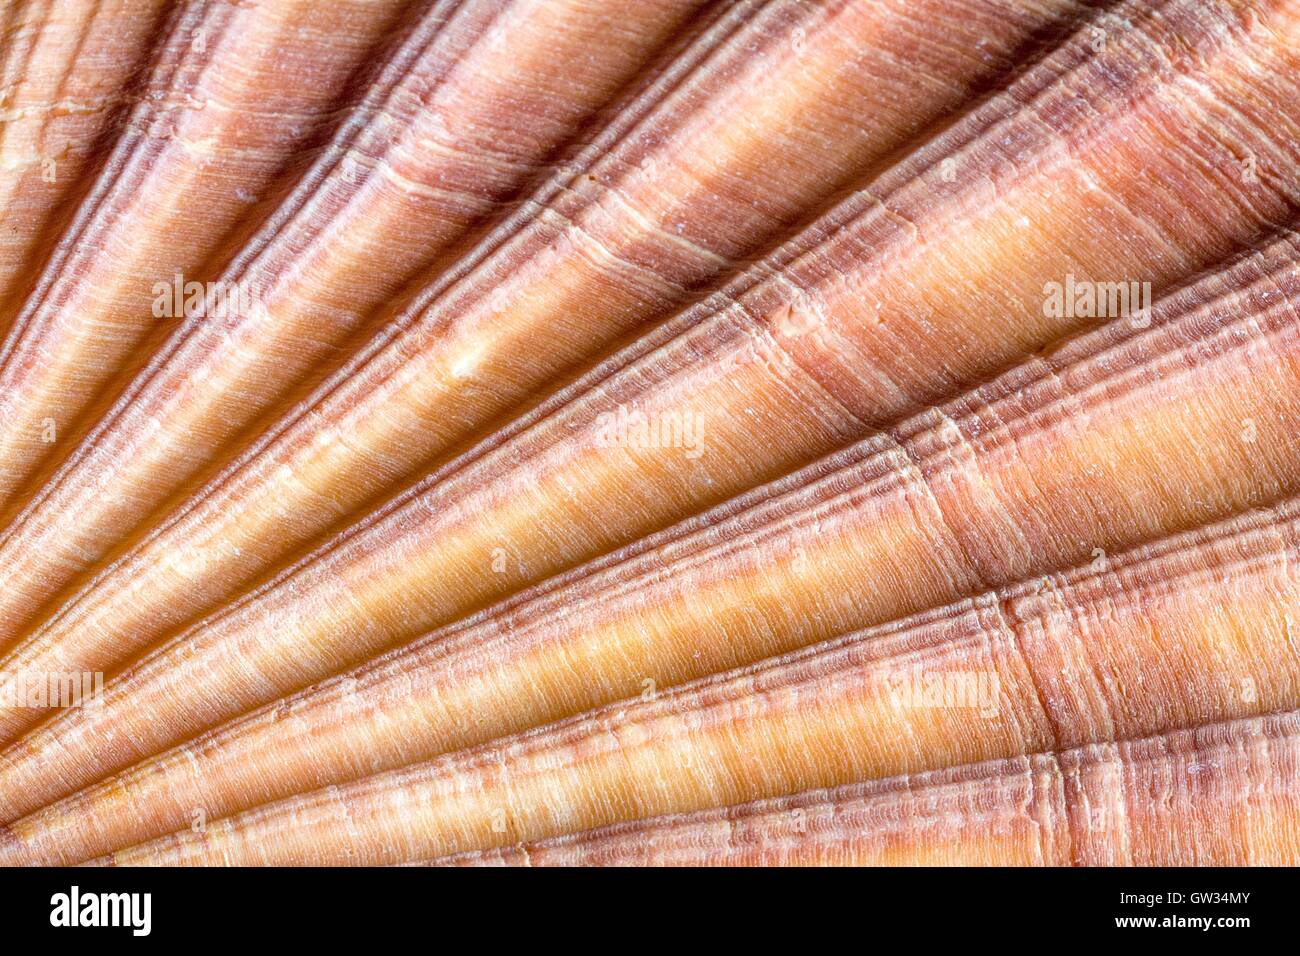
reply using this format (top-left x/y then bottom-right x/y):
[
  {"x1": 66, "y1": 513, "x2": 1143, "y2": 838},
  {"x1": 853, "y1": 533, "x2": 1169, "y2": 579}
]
[{"x1": 0, "y1": 0, "x2": 1297, "y2": 866}]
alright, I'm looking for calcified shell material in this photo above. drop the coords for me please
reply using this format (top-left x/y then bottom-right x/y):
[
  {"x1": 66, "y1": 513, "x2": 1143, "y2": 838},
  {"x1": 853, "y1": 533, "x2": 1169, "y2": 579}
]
[{"x1": 0, "y1": 0, "x2": 1297, "y2": 867}]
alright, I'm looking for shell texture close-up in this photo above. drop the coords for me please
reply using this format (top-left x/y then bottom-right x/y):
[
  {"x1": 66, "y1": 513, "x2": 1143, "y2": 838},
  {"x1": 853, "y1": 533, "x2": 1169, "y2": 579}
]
[{"x1": 0, "y1": 0, "x2": 1297, "y2": 867}]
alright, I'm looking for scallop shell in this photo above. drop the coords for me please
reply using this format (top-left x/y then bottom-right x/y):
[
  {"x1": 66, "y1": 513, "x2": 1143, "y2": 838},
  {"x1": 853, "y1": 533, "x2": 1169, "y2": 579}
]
[{"x1": 0, "y1": 0, "x2": 1297, "y2": 866}]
